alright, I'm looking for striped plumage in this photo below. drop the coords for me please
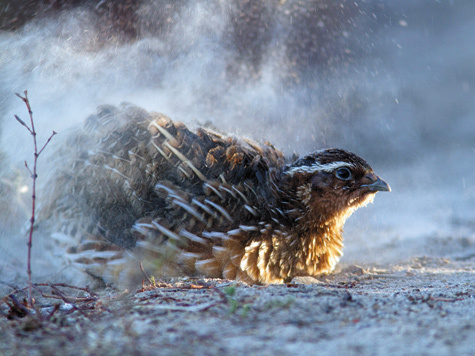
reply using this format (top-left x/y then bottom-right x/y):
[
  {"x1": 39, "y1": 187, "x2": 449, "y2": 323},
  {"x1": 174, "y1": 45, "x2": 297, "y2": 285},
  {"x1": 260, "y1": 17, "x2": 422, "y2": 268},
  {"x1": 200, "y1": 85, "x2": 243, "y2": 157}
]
[{"x1": 42, "y1": 103, "x2": 390, "y2": 286}]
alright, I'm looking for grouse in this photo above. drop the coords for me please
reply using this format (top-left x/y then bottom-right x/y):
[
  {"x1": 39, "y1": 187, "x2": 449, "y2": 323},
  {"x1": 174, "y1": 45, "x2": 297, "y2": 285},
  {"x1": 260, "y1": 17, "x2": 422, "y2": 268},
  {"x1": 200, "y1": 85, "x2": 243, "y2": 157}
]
[{"x1": 42, "y1": 103, "x2": 390, "y2": 285}]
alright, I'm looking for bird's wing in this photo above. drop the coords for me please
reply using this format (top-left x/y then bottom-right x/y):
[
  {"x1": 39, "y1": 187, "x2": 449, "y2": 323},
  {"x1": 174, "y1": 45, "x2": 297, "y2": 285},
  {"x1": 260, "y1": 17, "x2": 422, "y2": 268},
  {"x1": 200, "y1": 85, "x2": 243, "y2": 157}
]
[{"x1": 39, "y1": 104, "x2": 286, "y2": 282}]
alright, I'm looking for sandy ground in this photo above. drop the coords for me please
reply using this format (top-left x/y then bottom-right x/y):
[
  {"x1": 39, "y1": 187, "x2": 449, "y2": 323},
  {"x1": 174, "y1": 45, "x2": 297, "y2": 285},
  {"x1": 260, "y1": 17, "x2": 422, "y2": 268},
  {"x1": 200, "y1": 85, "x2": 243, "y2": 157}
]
[{"x1": 1, "y1": 256, "x2": 474, "y2": 356}]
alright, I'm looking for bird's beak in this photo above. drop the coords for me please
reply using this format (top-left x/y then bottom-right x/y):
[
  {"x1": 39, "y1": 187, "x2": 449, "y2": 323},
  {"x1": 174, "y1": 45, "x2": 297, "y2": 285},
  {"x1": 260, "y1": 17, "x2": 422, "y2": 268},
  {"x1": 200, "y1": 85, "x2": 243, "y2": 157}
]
[{"x1": 361, "y1": 173, "x2": 391, "y2": 192}]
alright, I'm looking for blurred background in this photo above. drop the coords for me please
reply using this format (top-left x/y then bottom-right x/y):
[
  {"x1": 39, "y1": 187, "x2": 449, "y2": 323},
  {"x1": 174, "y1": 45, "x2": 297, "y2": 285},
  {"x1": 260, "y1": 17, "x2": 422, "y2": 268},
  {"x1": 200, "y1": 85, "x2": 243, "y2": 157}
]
[{"x1": 0, "y1": 0, "x2": 474, "y2": 287}]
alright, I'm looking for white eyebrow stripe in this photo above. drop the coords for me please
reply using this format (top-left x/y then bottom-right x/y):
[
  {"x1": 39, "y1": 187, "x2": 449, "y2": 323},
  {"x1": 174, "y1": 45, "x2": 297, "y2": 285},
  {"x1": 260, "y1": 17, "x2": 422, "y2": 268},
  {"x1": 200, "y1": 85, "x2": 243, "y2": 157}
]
[{"x1": 285, "y1": 161, "x2": 356, "y2": 174}]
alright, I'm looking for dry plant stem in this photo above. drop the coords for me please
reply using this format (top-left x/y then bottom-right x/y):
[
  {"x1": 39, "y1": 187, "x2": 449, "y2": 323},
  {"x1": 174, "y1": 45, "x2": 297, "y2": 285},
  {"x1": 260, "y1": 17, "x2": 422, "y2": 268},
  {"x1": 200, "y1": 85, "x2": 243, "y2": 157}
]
[{"x1": 14, "y1": 90, "x2": 56, "y2": 308}]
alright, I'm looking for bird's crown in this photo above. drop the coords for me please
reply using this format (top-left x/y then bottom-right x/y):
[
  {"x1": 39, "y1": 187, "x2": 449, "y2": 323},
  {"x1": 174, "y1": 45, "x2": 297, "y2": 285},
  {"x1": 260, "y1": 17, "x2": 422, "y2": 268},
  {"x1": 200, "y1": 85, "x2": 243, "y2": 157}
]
[{"x1": 284, "y1": 148, "x2": 372, "y2": 176}]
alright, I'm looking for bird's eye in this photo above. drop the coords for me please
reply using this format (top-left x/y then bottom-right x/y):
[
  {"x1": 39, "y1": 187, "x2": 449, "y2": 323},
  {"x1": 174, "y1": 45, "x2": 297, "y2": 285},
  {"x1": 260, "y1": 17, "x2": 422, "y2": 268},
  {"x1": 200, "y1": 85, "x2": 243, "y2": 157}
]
[{"x1": 335, "y1": 167, "x2": 352, "y2": 180}]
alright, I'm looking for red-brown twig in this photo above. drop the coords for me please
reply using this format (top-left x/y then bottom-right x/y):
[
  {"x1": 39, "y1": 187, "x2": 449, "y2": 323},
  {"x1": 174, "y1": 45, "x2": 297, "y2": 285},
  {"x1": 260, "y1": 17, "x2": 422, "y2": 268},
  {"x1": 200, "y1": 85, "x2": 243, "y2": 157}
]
[
  {"x1": 14, "y1": 90, "x2": 56, "y2": 308},
  {"x1": 4, "y1": 283, "x2": 100, "y2": 320}
]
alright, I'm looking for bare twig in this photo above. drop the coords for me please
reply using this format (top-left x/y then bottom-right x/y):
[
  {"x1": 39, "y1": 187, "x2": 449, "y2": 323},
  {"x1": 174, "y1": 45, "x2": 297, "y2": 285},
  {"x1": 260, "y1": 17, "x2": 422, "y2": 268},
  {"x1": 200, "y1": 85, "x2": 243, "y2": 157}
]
[
  {"x1": 139, "y1": 262, "x2": 154, "y2": 285},
  {"x1": 5, "y1": 294, "x2": 31, "y2": 317},
  {"x1": 14, "y1": 115, "x2": 32, "y2": 133},
  {"x1": 4, "y1": 283, "x2": 100, "y2": 320},
  {"x1": 14, "y1": 90, "x2": 56, "y2": 308},
  {"x1": 38, "y1": 132, "x2": 57, "y2": 156}
]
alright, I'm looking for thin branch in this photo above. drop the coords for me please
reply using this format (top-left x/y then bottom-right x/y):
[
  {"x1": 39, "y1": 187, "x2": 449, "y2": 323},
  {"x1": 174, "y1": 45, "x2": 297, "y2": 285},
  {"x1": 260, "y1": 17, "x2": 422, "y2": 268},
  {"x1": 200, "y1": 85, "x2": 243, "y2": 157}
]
[
  {"x1": 14, "y1": 115, "x2": 32, "y2": 133},
  {"x1": 24, "y1": 161, "x2": 33, "y2": 177},
  {"x1": 38, "y1": 131, "x2": 57, "y2": 156},
  {"x1": 139, "y1": 262, "x2": 153, "y2": 285},
  {"x1": 14, "y1": 91, "x2": 56, "y2": 308},
  {"x1": 15, "y1": 92, "x2": 25, "y2": 101},
  {"x1": 6, "y1": 294, "x2": 31, "y2": 317}
]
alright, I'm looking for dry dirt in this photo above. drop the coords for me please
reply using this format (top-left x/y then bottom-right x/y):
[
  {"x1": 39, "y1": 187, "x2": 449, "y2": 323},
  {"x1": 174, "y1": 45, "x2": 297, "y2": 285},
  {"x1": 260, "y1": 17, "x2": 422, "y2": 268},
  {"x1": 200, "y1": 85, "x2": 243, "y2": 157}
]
[{"x1": 1, "y1": 256, "x2": 474, "y2": 356}]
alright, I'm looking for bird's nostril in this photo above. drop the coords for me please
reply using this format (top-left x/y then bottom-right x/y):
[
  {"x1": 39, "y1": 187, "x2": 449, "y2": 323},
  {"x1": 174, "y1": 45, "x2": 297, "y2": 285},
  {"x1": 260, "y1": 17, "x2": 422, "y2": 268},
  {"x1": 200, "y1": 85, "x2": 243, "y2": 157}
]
[{"x1": 362, "y1": 173, "x2": 378, "y2": 185}]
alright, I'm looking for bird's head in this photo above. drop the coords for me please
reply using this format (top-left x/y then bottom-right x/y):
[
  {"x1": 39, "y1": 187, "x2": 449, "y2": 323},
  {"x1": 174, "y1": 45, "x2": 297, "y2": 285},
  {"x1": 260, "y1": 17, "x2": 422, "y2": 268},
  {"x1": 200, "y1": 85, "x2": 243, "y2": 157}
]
[{"x1": 281, "y1": 148, "x2": 390, "y2": 228}]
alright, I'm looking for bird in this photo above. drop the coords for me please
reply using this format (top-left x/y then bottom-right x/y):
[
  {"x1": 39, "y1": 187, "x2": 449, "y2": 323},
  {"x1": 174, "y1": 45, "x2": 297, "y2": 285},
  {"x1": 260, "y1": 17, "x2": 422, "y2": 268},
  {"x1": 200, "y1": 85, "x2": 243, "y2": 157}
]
[{"x1": 41, "y1": 103, "x2": 390, "y2": 286}]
